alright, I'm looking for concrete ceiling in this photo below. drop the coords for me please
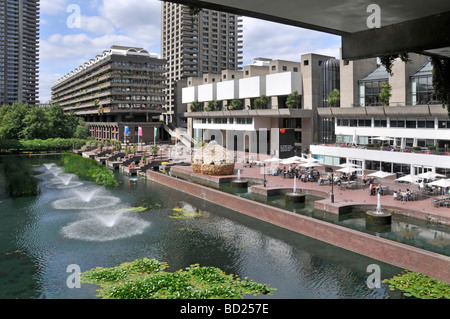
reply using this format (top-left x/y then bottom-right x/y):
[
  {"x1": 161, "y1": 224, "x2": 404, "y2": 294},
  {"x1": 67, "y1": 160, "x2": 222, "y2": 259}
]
[{"x1": 163, "y1": 0, "x2": 450, "y2": 60}]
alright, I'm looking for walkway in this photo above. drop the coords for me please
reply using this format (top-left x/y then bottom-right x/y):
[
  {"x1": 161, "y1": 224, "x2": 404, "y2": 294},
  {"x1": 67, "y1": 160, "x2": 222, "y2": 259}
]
[{"x1": 171, "y1": 162, "x2": 450, "y2": 226}]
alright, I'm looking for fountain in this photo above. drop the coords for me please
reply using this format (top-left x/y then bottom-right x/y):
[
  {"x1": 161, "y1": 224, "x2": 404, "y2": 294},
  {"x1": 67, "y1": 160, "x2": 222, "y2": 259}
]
[
  {"x1": 52, "y1": 187, "x2": 120, "y2": 210},
  {"x1": 231, "y1": 169, "x2": 248, "y2": 188},
  {"x1": 366, "y1": 191, "x2": 392, "y2": 228},
  {"x1": 285, "y1": 177, "x2": 305, "y2": 203},
  {"x1": 46, "y1": 173, "x2": 83, "y2": 189},
  {"x1": 61, "y1": 211, "x2": 151, "y2": 242}
]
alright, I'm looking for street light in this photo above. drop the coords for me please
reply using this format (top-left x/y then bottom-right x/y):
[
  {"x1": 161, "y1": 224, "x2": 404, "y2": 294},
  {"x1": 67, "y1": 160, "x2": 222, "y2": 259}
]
[{"x1": 263, "y1": 163, "x2": 267, "y2": 187}]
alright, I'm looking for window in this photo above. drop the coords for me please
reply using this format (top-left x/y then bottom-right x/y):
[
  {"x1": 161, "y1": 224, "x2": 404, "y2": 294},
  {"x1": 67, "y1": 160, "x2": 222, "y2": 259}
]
[{"x1": 303, "y1": 60, "x2": 309, "y2": 66}]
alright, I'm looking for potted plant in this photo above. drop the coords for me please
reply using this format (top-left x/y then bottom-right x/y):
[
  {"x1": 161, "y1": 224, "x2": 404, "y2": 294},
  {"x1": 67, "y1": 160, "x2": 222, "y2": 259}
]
[{"x1": 285, "y1": 90, "x2": 302, "y2": 108}]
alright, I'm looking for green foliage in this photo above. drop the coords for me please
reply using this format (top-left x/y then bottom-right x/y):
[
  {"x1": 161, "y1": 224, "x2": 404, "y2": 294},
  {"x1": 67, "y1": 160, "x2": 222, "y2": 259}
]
[
  {"x1": 285, "y1": 90, "x2": 302, "y2": 108},
  {"x1": 61, "y1": 153, "x2": 118, "y2": 186},
  {"x1": 0, "y1": 103, "x2": 84, "y2": 140},
  {"x1": 380, "y1": 82, "x2": 392, "y2": 105},
  {"x1": 0, "y1": 138, "x2": 89, "y2": 153},
  {"x1": 150, "y1": 144, "x2": 159, "y2": 156},
  {"x1": 383, "y1": 271, "x2": 450, "y2": 299},
  {"x1": 327, "y1": 89, "x2": 340, "y2": 107},
  {"x1": 1, "y1": 157, "x2": 39, "y2": 197},
  {"x1": 81, "y1": 258, "x2": 275, "y2": 299},
  {"x1": 379, "y1": 52, "x2": 410, "y2": 76},
  {"x1": 253, "y1": 95, "x2": 269, "y2": 109},
  {"x1": 189, "y1": 101, "x2": 201, "y2": 112},
  {"x1": 204, "y1": 100, "x2": 220, "y2": 111},
  {"x1": 227, "y1": 99, "x2": 243, "y2": 110},
  {"x1": 431, "y1": 57, "x2": 450, "y2": 113}
]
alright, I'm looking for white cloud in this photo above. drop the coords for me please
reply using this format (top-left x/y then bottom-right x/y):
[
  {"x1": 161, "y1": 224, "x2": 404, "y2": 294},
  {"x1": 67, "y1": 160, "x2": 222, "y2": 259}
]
[
  {"x1": 242, "y1": 17, "x2": 341, "y2": 64},
  {"x1": 40, "y1": 0, "x2": 67, "y2": 16},
  {"x1": 80, "y1": 15, "x2": 116, "y2": 35}
]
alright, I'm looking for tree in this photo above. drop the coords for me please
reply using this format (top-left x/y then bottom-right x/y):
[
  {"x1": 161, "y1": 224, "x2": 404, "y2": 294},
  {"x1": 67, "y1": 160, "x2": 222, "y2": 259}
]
[
  {"x1": 74, "y1": 118, "x2": 90, "y2": 139},
  {"x1": 189, "y1": 100, "x2": 201, "y2": 112},
  {"x1": 253, "y1": 95, "x2": 269, "y2": 109},
  {"x1": 204, "y1": 100, "x2": 220, "y2": 111},
  {"x1": 20, "y1": 106, "x2": 49, "y2": 140},
  {"x1": 380, "y1": 82, "x2": 392, "y2": 106},
  {"x1": 0, "y1": 102, "x2": 28, "y2": 139},
  {"x1": 327, "y1": 89, "x2": 340, "y2": 107},
  {"x1": 285, "y1": 90, "x2": 302, "y2": 108},
  {"x1": 227, "y1": 99, "x2": 243, "y2": 110}
]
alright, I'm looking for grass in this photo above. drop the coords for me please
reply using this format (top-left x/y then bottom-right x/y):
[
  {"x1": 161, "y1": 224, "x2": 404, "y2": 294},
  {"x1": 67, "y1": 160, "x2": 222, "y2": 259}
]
[
  {"x1": 61, "y1": 153, "x2": 118, "y2": 186},
  {"x1": 81, "y1": 258, "x2": 275, "y2": 299}
]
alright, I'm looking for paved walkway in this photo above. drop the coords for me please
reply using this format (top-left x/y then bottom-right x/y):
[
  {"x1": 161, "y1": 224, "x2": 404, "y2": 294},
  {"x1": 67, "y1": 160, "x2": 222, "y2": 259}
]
[{"x1": 171, "y1": 161, "x2": 450, "y2": 225}]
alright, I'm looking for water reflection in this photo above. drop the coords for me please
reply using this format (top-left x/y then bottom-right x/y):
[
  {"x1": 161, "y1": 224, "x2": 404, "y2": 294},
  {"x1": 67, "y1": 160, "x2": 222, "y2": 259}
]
[{"x1": 0, "y1": 157, "x2": 407, "y2": 299}]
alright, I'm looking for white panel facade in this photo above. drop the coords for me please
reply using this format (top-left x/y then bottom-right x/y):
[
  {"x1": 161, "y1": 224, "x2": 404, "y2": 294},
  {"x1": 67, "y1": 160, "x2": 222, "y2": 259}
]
[
  {"x1": 217, "y1": 80, "x2": 239, "y2": 100},
  {"x1": 182, "y1": 86, "x2": 197, "y2": 103},
  {"x1": 239, "y1": 76, "x2": 266, "y2": 99},
  {"x1": 198, "y1": 83, "x2": 216, "y2": 102},
  {"x1": 266, "y1": 72, "x2": 303, "y2": 96}
]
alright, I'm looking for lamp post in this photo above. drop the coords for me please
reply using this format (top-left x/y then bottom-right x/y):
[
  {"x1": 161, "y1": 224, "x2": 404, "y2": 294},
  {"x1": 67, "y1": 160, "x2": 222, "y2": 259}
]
[
  {"x1": 263, "y1": 163, "x2": 267, "y2": 187},
  {"x1": 326, "y1": 166, "x2": 334, "y2": 203}
]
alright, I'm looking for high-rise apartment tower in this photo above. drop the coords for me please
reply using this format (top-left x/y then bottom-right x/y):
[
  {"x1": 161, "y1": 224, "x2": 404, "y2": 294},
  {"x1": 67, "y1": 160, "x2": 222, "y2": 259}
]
[
  {"x1": 161, "y1": 2, "x2": 243, "y2": 126},
  {"x1": 0, "y1": 0, "x2": 39, "y2": 105}
]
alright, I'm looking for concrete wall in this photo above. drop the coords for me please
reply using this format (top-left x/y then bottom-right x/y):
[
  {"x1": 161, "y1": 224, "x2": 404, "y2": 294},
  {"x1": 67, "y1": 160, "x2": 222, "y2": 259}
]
[{"x1": 146, "y1": 170, "x2": 450, "y2": 283}]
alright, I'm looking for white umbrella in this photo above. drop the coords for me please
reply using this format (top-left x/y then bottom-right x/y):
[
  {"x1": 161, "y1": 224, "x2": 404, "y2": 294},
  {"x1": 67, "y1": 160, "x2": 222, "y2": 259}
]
[
  {"x1": 263, "y1": 158, "x2": 280, "y2": 163},
  {"x1": 339, "y1": 162, "x2": 361, "y2": 168},
  {"x1": 301, "y1": 157, "x2": 318, "y2": 164},
  {"x1": 336, "y1": 166, "x2": 358, "y2": 174},
  {"x1": 367, "y1": 170, "x2": 395, "y2": 179},
  {"x1": 280, "y1": 159, "x2": 301, "y2": 165},
  {"x1": 372, "y1": 136, "x2": 392, "y2": 141},
  {"x1": 417, "y1": 171, "x2": 446, "y2": 180},
  {"x1": 428, "y1": 178, "x2": 450, "y2": 188},
  {"x1": 286, "y1": 156, "x2": 304, "y2": 162},
  {"x1": 395, "y1": 174, "x2": 420, "y2": 184}
]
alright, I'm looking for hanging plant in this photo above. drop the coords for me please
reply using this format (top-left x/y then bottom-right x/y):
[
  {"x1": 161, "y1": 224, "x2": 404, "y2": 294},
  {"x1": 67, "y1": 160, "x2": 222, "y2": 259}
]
[
  {"x1": 431, "y1": 57, "x2": 450, "y2": 114},
  {"x1": 379, "y1": 52, "x2": 410, "y2": 75}
]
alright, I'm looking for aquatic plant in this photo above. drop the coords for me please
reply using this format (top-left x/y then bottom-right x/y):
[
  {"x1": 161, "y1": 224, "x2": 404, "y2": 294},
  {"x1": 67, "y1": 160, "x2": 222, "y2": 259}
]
[
  {"x1": 81, "y1": 258, "x2": 275, "y2": 299},
  {"x1": 61, "y1": 153, "x2": 118, "y2": 186},
  {"x1": 383, "y1": 271, "x2": 449, "y2": 299}
]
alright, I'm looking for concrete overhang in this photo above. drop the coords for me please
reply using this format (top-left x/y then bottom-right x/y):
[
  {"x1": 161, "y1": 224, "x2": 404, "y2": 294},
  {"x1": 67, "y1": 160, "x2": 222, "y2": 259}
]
[
  {"x1": 317, "y1": 105, "x2": 449, "y2": 118},
  {"x1": 184, "y1": 108, "x2": 313, "y2": 118},
  {"x1": 163, "y1": 0, "x2": 450, "y2": 60}
]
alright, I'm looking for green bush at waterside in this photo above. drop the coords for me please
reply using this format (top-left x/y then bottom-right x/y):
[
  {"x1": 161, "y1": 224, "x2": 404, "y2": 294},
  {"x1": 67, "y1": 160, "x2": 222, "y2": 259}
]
[
  {"x1": 0, "y1": 138, "x2": 90, "y2": 153},
  {"x1": 81, "y1": 258, "x2": 275, "y2": 299},
  {"x1": 61, "y1": 153, "x2": 118, "y2": 186},
  {"x1": 2, "y1": 157, "x2": 39, "y2": 197}
]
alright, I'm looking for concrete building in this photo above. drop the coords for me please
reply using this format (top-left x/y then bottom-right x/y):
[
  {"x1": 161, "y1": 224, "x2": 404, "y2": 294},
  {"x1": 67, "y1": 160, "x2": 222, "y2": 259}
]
[
  {"x1": 0, "y1": 0, "x2": 39, "y2": 105},
  {"x1": 161, "y1": 2, "x2": 243, "y2": 127},
  {"x1": 311, "y1": 54, "x2": 450, "y2": 177},
  {"x1": 182, "y1": 54, "x2": 337, "y2": 157},
  {"x1": 51, "y1": 46, "x2": 166, "y2": 144}
]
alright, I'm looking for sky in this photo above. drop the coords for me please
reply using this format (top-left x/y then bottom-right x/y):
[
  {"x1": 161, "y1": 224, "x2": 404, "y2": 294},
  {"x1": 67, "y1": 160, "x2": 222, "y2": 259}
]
[{"x1": 38, "y1": 0, "x2": 341, "y2": 103}]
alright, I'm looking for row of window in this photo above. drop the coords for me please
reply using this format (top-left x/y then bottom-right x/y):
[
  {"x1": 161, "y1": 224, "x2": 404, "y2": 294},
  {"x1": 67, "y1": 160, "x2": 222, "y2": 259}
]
[
  {"x1": 336, "y1": 118, "x2": 450, "y2": 129},
  {"x1": 194, "y1": 118, "x2": 253, "y2": 125}
]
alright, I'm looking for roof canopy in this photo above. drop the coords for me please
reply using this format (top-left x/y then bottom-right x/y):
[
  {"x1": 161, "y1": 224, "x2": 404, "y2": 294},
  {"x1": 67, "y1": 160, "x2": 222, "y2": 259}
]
[{"x1": 166, "y1": 0, "x2": 450, "y2": 60}]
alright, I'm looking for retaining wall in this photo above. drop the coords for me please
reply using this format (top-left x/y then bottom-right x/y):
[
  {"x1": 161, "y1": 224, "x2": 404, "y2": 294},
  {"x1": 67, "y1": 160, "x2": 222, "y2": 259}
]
[{"x1": 147, "y1": 170, "x2": 450, "y2": 283}]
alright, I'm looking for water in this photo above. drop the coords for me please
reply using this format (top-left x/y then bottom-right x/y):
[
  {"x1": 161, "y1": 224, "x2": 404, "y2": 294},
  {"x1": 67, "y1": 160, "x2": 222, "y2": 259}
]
[{"x1": 0, "y1": 156, "x2": 413, "y2": 299}]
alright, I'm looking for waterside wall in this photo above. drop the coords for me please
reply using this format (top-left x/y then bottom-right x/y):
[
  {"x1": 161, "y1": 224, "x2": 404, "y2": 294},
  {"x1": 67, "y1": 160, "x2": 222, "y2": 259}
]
[{"x1": 146, "y1": 170, "x2": 450, "y2": 283}]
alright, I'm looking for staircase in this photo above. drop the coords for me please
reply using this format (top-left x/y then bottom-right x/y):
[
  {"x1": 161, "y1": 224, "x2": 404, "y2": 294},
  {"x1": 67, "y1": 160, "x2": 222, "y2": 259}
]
[{"x1": 162, "y1": 123, "x2": 196, "y2": 148}]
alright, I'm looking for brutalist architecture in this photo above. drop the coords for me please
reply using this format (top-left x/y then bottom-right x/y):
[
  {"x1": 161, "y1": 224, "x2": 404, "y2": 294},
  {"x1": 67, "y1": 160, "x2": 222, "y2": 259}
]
[
  {"x1": 0, "y1": 0, "x2": 39, "y2": 105},
  {"x1": 161, "y1": 2, "x2": 243, "y2": 127},
  {"x1": 51, "y1": 46, "x2": 166, "y2": 144}
]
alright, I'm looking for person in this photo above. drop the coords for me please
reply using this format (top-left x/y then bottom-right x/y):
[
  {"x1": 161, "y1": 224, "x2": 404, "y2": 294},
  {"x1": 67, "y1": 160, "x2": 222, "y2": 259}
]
[
  {"x1": 369, "y1": 183, "x2": 374, "y2": 195},
  {"x1": 393, "y1": 191, "x2": 398, "y2": 200},
  {"x1": 362, "y1": 174, "x2": 367, "y2": 185},
  {"x1": 406, "y1": 189, "x2": 412, "y2": 201}
]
